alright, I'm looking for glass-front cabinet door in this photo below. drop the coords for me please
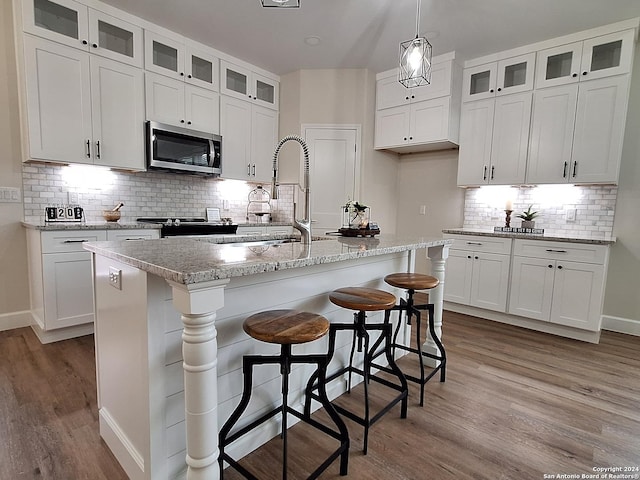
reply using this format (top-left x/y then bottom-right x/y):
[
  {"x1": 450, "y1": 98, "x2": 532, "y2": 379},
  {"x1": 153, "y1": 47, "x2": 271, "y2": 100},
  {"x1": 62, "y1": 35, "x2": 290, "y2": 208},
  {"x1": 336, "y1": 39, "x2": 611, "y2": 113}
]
[
  {"x1": 462, "y1": 63, "x2": 497, "y2": 102},
  {"x1": 535, "y1": 42, "x2": 583, "y2": 89},
  {"x1": 88, "y1": 10, "x2": 142, "y2": 67},
  {"x1": 220, "y1": 60, "x2": 251, "y2": 99},
  {"x1": 253, "y1": 73, "x2": 279, "y2": 110},
  {"x1": 495, "y1": 52, "x2": 535, "y2": 96},
  {"x1": 185, "y1": 44, "x2": 218, "y2": 91},
  {"x1": 144, "y1": 30, "x2": 185, "y2": 81},
  {"x1": 24, "y1": 0, "x2": 89, "y2": 49},
  {"x1": 580, "y1": 29, "x2": 635, "y2": 81}
]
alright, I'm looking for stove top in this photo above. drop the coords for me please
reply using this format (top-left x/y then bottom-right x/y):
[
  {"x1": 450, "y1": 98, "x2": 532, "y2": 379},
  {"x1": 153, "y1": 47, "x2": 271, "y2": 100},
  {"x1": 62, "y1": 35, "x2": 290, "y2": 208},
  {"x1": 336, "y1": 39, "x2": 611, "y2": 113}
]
[{"x1": 137, "y1": 217, "x2": 238, "y2": 236}]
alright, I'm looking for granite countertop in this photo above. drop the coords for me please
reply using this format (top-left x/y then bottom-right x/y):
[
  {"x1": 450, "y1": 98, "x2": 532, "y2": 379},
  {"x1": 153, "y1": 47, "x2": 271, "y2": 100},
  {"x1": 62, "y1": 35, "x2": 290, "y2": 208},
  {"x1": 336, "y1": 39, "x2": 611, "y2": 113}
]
[
  {"x1": 83, "y1": 235, "x2": 452, "y2": 285},
  {"x1": 442, "y1": 228, "x2": 616, "y2": 245},
  {"x1": 22, "y1": 221, "x2": 161, "y2": 231}
]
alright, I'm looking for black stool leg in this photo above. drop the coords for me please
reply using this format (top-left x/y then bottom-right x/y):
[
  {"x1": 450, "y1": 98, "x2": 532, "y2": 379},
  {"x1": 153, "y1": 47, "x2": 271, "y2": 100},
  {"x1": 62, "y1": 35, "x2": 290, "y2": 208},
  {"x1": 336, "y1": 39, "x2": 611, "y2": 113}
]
[{"x1": 281, "y1": 345, "x2": 291, "y2": 480}]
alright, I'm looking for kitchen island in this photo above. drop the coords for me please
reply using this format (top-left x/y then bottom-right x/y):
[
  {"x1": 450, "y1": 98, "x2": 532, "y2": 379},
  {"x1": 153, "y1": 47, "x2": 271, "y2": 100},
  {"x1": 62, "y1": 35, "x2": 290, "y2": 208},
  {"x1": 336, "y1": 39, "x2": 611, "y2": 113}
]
[{"x1": 84, "y1": 234, "x2": 452, "y2": 480}]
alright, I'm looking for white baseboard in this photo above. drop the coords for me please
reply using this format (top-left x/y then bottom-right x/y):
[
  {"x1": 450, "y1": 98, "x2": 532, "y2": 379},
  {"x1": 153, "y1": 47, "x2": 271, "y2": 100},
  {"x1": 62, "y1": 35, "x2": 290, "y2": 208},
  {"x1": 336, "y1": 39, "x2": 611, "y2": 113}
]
[
  {"x1": 30, "y1": 322, "x2": 94, "y2": 344},
  {"x1": 0, "y1": 310, "x2": 33, "y2": 332},
  {"x1": 601, "y1": 315, "x2": 640, "y2": 336},
  {"x1": 100, "y1": 408, "x2": 145, "y2": 480}
]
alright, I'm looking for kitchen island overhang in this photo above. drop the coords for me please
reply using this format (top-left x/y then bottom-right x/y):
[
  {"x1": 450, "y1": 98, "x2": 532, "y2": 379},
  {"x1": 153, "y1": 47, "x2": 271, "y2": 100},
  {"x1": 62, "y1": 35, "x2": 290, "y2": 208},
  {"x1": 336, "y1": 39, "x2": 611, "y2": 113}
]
[{"x1": 84, "y1": 235, "x2": 452, "y2": 480}]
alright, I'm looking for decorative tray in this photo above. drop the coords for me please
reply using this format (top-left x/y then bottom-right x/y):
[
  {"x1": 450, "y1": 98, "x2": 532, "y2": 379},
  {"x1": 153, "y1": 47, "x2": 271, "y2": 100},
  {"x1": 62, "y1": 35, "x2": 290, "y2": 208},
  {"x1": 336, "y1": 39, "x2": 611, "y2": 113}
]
[{"x1": 338, "y1": 227, "x2": 380, "y2": 237}]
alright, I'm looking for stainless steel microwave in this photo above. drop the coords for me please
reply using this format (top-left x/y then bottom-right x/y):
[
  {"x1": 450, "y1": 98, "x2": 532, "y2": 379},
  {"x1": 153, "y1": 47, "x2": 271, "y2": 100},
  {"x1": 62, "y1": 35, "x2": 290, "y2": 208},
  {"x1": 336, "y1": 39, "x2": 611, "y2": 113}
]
[{"x1": 146, "y1": 121, "x2": 222, "y2": 176}]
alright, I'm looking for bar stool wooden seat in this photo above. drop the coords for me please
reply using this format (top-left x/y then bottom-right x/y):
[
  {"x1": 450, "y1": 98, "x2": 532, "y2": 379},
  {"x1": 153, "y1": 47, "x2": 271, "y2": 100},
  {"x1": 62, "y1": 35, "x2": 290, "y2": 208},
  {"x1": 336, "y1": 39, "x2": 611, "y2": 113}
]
[
  {"x1": 305, "y1": 287, "x2": 408, "y2": 455},
  {"x1": 372, "y1": 273, "x2": 446, "y2": 407},
  {"x1": 219, "y1": 309, "x2": 349, "y2": 480}
]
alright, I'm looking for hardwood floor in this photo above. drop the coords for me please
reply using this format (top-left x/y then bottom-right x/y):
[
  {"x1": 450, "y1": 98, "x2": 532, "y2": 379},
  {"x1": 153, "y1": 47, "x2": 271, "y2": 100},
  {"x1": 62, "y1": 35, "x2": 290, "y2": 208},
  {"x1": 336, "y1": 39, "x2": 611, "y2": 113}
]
[{"x1": 1, "y1": 312, "x2": 639, "y2": 479}]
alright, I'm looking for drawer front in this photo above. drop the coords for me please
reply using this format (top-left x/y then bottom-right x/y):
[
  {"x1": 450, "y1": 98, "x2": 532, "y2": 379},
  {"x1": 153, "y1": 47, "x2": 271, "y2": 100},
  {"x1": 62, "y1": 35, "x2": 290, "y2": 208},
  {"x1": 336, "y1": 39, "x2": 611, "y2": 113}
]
[
  {"x1": 106, "y1": 229, "x2": 161, "y2": 241},
  {"x1": 41, "y1": 230, "x2": 107, "y2": 253},
  {"x1": 445, "y1": 235, "x2": 512, "y2": 255},
  {"x1": 513, "y1": 239, "x2": 607, "y2": 264}
]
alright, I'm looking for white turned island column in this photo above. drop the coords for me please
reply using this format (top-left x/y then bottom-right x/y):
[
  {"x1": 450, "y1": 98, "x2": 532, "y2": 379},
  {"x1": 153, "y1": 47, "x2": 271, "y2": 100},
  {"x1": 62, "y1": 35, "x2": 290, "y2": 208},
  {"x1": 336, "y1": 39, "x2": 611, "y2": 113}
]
[
  {"x1": 422, "y1": 244, "x2": 450, "y2": 365},
  {"x1": 169, "y1": 279, "x2": 229, "y2": 480}
]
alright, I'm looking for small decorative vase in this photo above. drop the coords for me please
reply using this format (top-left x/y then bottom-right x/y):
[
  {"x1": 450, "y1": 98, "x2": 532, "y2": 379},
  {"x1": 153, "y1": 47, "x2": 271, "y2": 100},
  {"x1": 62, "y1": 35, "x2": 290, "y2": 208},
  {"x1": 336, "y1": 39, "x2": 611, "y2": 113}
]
[
  {"x1": 521, "y1": 220, "x2": 535, "y2": 229},
  {"x1": 350, "y1": 212, "x2": 365, "y2": 229}
]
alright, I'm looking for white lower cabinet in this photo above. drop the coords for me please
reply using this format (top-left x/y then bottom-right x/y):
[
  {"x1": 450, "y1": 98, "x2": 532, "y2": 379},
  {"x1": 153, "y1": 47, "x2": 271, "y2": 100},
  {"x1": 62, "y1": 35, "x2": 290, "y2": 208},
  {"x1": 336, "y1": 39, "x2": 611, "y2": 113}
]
[
  {"x1": 443, "y1": 235, "x2": 512, "y2": 312},
  {"x1": 508, "y1": 239, "x2": 607, "y2": 331},
  {"x1": 26, "y1": 228, "x2": 159, "y2": 343}
]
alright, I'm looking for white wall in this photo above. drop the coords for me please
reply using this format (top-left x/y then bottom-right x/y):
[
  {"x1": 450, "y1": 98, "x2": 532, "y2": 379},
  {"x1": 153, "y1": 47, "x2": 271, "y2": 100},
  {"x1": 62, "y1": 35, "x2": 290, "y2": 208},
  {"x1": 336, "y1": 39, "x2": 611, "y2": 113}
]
[
  {"x1": 602, "y1": 45, "x2": 640, "y2": 329},
  {"x1": 0, "y1": 0, "x2": 30, "y2": 329},
  {"x1": 394, "y1": 150, "x2": 465, "y2": 273},
  {"x1": 279, "y1": 69, "x2": 399, "y2": 234}
]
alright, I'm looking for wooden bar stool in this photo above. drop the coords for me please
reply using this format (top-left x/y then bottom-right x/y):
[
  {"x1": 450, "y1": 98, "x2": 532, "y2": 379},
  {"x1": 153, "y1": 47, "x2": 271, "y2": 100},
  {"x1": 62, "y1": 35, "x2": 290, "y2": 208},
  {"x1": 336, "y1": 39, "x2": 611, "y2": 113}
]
[
  {"x1": 219, "y1": 309, "x2": 349, "y2": 480},
  {"x1": 305, "y1": 287, "x2": 408, "y2": 455},
  {"x1": 372, "y1": 273, "x2": 446, "y2": 407}
]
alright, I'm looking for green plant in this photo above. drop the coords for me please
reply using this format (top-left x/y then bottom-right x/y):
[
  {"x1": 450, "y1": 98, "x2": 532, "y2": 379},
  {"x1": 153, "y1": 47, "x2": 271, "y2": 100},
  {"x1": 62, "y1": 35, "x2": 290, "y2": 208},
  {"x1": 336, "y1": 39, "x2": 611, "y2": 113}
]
[
  {"x1": 516, "y1": 205, "x2": 539, "y2": 221},
  {"x1": 344, "y1": 200, "x2": 367, "y2": 212}
]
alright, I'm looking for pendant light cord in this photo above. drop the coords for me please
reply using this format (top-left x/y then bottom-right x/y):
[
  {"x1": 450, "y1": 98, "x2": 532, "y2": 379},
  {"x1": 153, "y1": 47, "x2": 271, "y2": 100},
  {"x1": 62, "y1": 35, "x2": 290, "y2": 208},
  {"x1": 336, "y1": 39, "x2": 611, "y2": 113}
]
[{"x1": 415, "y1": 0, "x2": 421, "y2": 39}]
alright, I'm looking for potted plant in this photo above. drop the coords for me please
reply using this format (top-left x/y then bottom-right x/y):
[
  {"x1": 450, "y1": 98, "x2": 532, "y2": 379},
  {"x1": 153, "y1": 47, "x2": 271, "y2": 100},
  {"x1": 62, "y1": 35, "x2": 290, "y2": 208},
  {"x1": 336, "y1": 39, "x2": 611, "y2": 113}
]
[
  {"x1": 343, "y1": 200, "x2": 368, "y2": 229},
  {"x1": 516, "y1": 205, "x2": 539, "y2": 229}
]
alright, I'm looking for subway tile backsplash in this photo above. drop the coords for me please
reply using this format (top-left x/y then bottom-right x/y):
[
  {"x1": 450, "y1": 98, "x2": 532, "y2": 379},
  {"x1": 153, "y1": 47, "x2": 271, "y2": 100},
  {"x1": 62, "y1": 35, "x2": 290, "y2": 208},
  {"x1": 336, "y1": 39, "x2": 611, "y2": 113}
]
[
  {"x1": 462, "y1": 184, "x2": 617, "y2": 238},
  {"x1": 22, "y1": 163, "x2": 294, "y2": 224}
]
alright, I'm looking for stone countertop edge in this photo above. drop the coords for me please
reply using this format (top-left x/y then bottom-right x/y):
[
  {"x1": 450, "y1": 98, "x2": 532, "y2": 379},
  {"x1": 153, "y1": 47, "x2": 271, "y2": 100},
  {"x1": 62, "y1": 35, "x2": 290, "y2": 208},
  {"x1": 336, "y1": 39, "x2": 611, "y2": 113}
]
[
  {"x1": 442, "y1": 228, "x2": 616, "y2": 245},
  {"x1": 83, "y1": 235, "x2": 453, "y2": 285}
]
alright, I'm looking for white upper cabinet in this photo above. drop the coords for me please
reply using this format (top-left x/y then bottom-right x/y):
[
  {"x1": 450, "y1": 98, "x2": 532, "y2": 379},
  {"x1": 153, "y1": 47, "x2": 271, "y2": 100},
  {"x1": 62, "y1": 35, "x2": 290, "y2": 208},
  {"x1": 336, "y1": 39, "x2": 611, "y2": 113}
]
[
  {"x1": 374, "y1": 54, "x2": 462, "y2": 153},
  {"x1": 457, "y1": 92, "x2": 531, "y2": 186},
  {"x1": 376, "y1": 60, "x2": 453, "y2": 110},
  {"x1": 462, "y1": 53, "x2": 535, "y2": 102},
  {"x1": 23, "y1": 0, "x2": 143, "y2": 67},
  {"x1": 24, "y1": 35, "x2": 144, "y2": 169},
  {"x1": 145, "y1": 72, "x2": 219, "y2": 133},
  {"x1": 536, "y1": 29, "x2": 635, "y2": 89},
  {"x1": 144, "y1": 30, "x2": 219, "y2": 91},
  {"x1": 220, "y1": 60, "x2": 279, "y2": 110}
]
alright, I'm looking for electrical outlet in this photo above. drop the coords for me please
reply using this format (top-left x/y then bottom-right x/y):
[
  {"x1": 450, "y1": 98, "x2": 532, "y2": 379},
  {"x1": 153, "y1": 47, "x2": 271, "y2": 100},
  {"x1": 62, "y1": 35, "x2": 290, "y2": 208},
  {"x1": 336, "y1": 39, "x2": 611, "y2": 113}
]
[
  {"x1": 223, "y1": 200, "x2": 229, "y2": 210},
  {"x1": 566, "y1": 208, "x2": 577, "y2": 222},
  {"x1": 108, "y1": 267, "x2": 122, "y2": 290},
  {"x1": 68, "y1": 191, "x2": 79, "y2": 204},
  {"x1": 419, "y1": 205, "x2": 426, "y2": 215}
]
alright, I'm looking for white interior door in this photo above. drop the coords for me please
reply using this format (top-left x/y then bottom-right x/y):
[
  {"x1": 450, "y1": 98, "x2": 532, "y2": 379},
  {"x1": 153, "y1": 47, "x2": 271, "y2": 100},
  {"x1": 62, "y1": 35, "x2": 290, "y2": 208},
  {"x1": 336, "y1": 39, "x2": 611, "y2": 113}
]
[{"x1": 303, "y1": 126, "x2": 358, "y2": 234}]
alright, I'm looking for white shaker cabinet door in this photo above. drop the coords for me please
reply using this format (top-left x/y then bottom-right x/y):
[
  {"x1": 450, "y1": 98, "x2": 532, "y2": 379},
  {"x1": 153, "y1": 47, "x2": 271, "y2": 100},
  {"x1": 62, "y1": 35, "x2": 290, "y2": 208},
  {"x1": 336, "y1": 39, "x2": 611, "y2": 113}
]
[
  {"x1": 91, "y1": 56, "x2": 145, "y2": 170},
  {"x1": 550, "y1": 261, "x2": 605, "y2": 331},
  {"x1": 185, "y1": 85, "x2": 219, "y2": 134},
  {"x1": 489, "y1": 91, "x2": 531, "y2": 185},
  {"x1": 375, "y1": 105, "x2": 410, "y2": 148},
  {"x1": 42, "y1": 251, "x2": 95, "y2": 330},
  {"x1": 410, "y1": 97, "x2": 451, "y2": 144},
  {"x1": 469, "y1": 252, "x2": 510, "y2": 312},
  {"x1": 571, "y1": 75, "x2": 629, "y2": 184},
  {"x1": 145, "y1": 72, "x2": 186, "y2": 127},
  {"x1": 443, "y1": 250, "x2": 473, "y2": 305},
  {"x1": 508, "y1": 256, "x2": 555, "y2": 321},
  {"x1": 24, "y1": 36, "x2": 92, "y2": 164},
  {"x1": 251, "y1": 105, "x2": 278, "y2": 182},
  {"x1": 526, "y1": 84, "x2": 578, "y2": 184},
  {"x1": 457, "y1": 99, "x2": 494, "y2": 186},
  {"x1": 220, "y1": 95, "x2": 252, "y2": 180}
]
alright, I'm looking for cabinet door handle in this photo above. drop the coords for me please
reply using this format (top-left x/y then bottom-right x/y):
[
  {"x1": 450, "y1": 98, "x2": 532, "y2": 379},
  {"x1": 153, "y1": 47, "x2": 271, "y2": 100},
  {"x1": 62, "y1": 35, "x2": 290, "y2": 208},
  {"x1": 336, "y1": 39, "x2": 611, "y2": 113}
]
[
  {"x1": 405, "y1": 96, "x2": 409, "y2": 100},
  {"x1": 491, "y1": 166, "x2": 495, "y2": 180},
  {"x1": 545, "y1": 249, "x2": 567, "y2": 253},
  {"x1": 86, "y1": 140, "x2": 91, "y2": 158},
  {"x1": 82, "y1": 40, "x2": 88, "y2": 45},
  {"x1": 92, "y1": 43, "x2": 98, "y2": 49},
  {"x1": 247, "y1": 164, "x2": 251, "y2": 176},
  {"x1": 483, "y1": 165, "x2": 487, "y2": 180},
  {"x1": 124, "y1": 238, "x2": 145, "y2": 241},
  {"x1": 548, "y1": 264, "x2": 553, "y2": 268},
  {"x1": 474, "y1": 256, "x2": 479, "y2": 260},
  {"x1": 557, "y1": 265, "x2": 563, "y2": 270},
  {"x1": 252, "y1": 164, "x2": 256, "y2": 176},
  {"x1": 489, "y1": 89, "x2": 494, "y2": 93},
  {"x1": 188, "y1": 74, "x2": 192, "y2": 78},
  {"x1": 572, "y1": 73, "x2": 578, "y2": 78},
  {"x1": 96, "y1": 140, "x2": 101, "y2": 159},
  {"x1": 582, "y1": 71, "x2": 588, "y2": 76},
  {"x1": 467, "y1": 255, "x2": 472, "y2": 259},
  {"x1": 466, "y1": 242, "x2": 483, "y2": 245},
  {"x1": 63, "y1": 239, "x2": 89, "y2": 244},
  {"x1": 572, "y1": 161, "x2": 577, "y2": 177},
  {"x1": 187, "y1": 121, "x2": 192, "y2": 125},
  {"x1": 497, "y1": 87, "x2": 502, "y2": 92},
  {"x1": 563, "y1": 161, "x2": 568, "y2": 178}
]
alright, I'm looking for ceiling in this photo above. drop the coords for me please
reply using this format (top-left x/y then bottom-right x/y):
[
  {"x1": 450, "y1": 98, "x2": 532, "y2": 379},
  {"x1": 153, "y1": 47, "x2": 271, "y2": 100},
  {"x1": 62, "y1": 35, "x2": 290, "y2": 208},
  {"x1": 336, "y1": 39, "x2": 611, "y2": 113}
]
[{"x1": 101, "y1": 0, "x2": 640, "y2": 75}]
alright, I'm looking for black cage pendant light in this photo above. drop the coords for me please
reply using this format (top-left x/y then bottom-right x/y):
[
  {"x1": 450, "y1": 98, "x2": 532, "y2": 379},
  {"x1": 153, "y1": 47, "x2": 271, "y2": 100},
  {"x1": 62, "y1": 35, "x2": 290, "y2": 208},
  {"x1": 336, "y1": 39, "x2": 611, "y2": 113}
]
[
  {"x1": 398, "y1": 0, "x2": 432, "y2": 88},
  {"x1": 261, "y1": 0, "x2": 300, "y2": 7}
]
